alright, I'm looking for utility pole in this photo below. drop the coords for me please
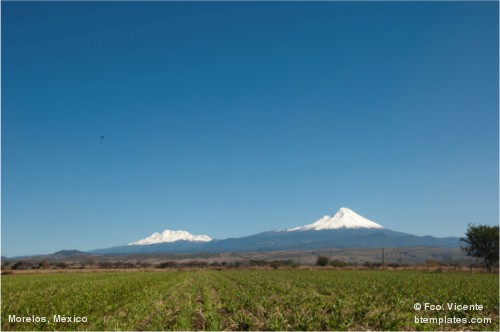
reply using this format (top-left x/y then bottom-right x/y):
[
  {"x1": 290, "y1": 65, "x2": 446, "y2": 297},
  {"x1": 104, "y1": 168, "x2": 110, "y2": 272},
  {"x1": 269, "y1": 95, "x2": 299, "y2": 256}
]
[{"x1": 382, "y1": 247, "x2": 385, "y2": 270}]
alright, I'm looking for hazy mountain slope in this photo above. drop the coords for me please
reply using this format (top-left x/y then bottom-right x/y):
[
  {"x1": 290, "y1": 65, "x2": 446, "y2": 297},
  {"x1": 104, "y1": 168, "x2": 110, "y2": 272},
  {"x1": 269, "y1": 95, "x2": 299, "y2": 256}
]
[
  {"x1": 91, "y1": 229, "x2": 460, "y2": 254},
  {"x1": 85, "y1": 207, "x2": 461, "y2": 254}
]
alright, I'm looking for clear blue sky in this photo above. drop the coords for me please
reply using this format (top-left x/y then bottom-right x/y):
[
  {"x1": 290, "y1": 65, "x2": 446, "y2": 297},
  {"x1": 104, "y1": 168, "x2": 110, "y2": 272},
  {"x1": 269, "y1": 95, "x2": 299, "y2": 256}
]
[{"x1": 2, "y1": 2, "x2": 498, "y2": 257}]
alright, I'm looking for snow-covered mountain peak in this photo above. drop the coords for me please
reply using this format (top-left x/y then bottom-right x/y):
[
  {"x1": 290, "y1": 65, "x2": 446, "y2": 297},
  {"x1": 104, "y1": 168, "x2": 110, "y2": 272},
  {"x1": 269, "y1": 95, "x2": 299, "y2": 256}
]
[
  {"x1": 129, "y1": 229, "x2": 212, "y2": 245},
  {"x1": 288, "y1": 207, "x2": 383, "y2": 231},
  {"x1": 338, "y1": 207, "x2": 352, "y2": 214}
]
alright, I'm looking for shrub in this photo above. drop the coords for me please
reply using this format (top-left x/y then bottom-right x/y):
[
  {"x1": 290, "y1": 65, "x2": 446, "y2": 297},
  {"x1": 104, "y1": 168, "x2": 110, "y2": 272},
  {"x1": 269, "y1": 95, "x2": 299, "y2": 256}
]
[
  {"x1": 330, "y1": 259, "x2": 348, "y2": 267},
  {"x1": 98, "y1": 261, "x2": 114, "y2": 269},
  {"x1": 38, "y1": 260, "x2": 51, "y2": 269},
  {"x1": 54, "y1": 262, "x2": 69, "y2": 269},
  {"x1": 249, "y1": 260, "x2": 267, "y2": 267},
  {"x1": 316, "y1": 256, "x2": 329, "y2": 266},
  {"x1": 157, "y1": 261, "x2": 178, "y2": 269},
  {"x1": 12, "y1": 261, "x2": 33, "y2": 270},
  {"x1": 270, "y1": 260, "x2": 282, "y2": 270}
]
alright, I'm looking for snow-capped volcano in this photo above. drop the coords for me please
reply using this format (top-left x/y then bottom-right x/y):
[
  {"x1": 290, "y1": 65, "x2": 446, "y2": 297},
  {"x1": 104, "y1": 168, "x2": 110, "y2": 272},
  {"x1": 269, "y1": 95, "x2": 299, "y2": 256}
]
[
  {"x1": 129, "y1": 230, "x2": 212, "y2": 245},
  {"x1": 89, "y1": 207, "x2": 462, "y2": 255},
  {"x1": 288, "y1": 207, "x2": 384, "y2": 231}
]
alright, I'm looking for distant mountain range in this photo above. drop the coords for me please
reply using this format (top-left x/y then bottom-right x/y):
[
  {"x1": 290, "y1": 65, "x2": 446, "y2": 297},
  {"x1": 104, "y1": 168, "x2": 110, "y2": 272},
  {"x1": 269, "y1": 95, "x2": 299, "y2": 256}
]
[{"x1": 90, "y1": 207, "x2": 461, "y2": 255}]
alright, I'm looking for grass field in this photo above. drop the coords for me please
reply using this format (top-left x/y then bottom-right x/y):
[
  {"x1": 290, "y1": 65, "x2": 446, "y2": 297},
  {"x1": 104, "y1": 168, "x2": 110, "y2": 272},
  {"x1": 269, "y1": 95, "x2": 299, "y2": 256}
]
[{"x1": 2, "y1": 270, "x2": 498, "y2": 331}]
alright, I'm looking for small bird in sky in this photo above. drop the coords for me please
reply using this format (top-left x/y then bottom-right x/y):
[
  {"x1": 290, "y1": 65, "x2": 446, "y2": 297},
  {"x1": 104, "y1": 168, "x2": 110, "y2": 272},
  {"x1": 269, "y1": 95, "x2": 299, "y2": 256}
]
[{"x1": 100, "y1": 136, "x2": 104, "y2": 140}]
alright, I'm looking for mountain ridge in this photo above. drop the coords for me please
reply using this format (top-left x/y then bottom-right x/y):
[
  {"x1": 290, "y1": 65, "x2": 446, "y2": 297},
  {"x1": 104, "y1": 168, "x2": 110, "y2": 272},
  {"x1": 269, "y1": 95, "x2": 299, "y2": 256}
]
[
  {"x1": 4, "y1": 208, "x2": 461, "y2": 257},
  {"x1": 91, "y1": 208, "x2": 461, "y2": 255},
  {"x1": 128, "y1": 207, "x2": 385, "y2": 247}
]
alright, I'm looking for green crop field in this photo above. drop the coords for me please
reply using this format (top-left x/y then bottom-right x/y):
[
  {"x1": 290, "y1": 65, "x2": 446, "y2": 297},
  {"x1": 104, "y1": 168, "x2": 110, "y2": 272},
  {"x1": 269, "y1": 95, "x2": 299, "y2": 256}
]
[{"x1": 2, "y1": 270, "x2": 498, "y2": 331}]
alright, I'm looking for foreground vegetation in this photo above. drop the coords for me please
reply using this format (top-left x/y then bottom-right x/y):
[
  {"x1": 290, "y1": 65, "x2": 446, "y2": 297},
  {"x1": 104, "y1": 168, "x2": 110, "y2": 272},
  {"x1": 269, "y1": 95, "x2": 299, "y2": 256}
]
[{"x1": 2, "y1": 270, "x2": 498, "y2": 330}]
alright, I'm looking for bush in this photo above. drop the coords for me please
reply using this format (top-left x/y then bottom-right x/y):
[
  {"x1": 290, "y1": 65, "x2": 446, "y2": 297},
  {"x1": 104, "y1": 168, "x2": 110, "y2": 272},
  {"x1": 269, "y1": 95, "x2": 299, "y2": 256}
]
[
  {"x1": 98, "y1": 261, "x2": 114, "y2": 269},
  {"x1": 38, "y1": 260, "x2": 51, "y2": 269},
  {"x1": 54, "y1": 262, "x2": 69, "y2": 269},
  {"x1": 330, "y1": 259, "x2": 348, "y2": 267},
  {"x1": 268, "y1": 260, "x2": 297, "y2": 269},
  {"x1": 228, "y1": 261, "x2": 242, "y2": 268},
  {"x1": 157, "y1": 261, "x2": 178, "y2": 269},
  {"x1": 2, "y1": 261, "x2": 12, "y2": 269},
  {"x1": 249, "y1": 260, "x2": 268, "y2": 267},
  {"x1": 12, "y1": 261, "x2": 33, "y2": 270},
  {"x1": 316, "y1": 256, "x2": 329, "y2": 266},
  {"x1": 270, "y1": 260, "x2": 282, "y2": 270},
  {"x1": 425, "y1": 259, "x2": 441, "y2": 267}
]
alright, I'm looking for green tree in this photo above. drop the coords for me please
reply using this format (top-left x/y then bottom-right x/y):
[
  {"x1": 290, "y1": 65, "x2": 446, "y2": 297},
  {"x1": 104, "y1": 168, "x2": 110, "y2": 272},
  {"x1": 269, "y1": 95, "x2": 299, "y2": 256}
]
[
  {"x1": 460, "y1": 224, "x2": 499, "y2": 272},
  {"x1": 316, "y1": 256, "x2": 329, "y2": 266}
]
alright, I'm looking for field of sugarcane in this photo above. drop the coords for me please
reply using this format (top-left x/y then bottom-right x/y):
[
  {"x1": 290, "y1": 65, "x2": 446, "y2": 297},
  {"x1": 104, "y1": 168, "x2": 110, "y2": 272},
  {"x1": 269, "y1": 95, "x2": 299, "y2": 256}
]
[{"x1": 2, "y1": 270, "x2": 498, "y2": 331}]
